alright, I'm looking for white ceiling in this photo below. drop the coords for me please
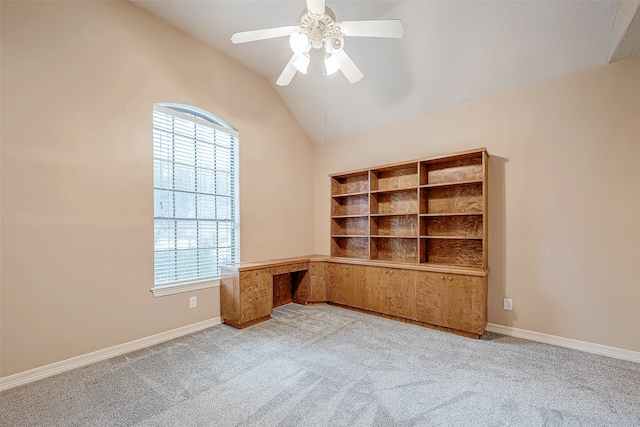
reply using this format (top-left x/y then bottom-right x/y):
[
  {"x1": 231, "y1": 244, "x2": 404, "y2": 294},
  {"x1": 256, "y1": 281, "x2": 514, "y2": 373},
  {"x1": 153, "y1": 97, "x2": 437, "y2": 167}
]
[{"x1": 132, "y1": 0, "x2": 640, "y2": 143}]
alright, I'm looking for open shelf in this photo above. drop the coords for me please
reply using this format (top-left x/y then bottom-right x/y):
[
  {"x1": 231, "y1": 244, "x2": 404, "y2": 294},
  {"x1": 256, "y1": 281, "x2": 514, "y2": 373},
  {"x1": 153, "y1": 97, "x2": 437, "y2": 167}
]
[
  {"x1": 332, "y1": 191, "x2": 369, "y2": 198},
  {"x1": 331, "y1": 236, "x2": 369, "y2": 259},
  {"x1": 329, "y1": 148, "x2": 488, "y2": 270},
  {"x1": 371, "y1": 189, "x2": 418, "y2": 215},
  {"x1": 370, "y1": 237, "x2": 419, "y2": 263},
  {"x1": 419, "y1": 179, "x2": 482, "y2": 189},
  {"x1": 331, "y1": 193, "x2": 369, "y2": 217},
  {"x1": 420, "y1": 156, "x2": 483, "y2": 186},
  {"x1": 371, "y1": 214, "x2": 417, "y2": 237},
  {"x1": 420, "y1": 214, "x2": 482, "y2": 238},
  {"x1": 331, "y1": 171, "x2": 369, "y2": 196},
  {"x1": 420, "y1": 183, "x2": 483, "y2": 215},
  {"x1": 370, "y1": 187, "x2": 418, "y2": 195},
  {"x1": 418, "y1": 261, "x2": 484, "y2": 271},
  {"x1": 420, "y1": 213, "x2": 482, "y2": 217},
  {"x1": 420, "y1": 238, "x2": 483, "y2": 268},
  {"x1": 420, "y1": 236, "x2": 483, "y2": 240},
  {"x1": 370, "y1": 163, "x2": 418, "y2": 192},
  {"x1": 331, "y1": 216, "x2": 369, "y2": 236},
  {"x1": 371, "y1": 213, "x2": 418, "y2": 217}
]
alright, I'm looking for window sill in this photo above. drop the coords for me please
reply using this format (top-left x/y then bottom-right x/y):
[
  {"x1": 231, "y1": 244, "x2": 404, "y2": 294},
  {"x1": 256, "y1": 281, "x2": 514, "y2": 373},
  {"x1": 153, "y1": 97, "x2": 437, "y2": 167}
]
[{"x1": 151, "y1": 278, "x2": 221, "y2": 297}]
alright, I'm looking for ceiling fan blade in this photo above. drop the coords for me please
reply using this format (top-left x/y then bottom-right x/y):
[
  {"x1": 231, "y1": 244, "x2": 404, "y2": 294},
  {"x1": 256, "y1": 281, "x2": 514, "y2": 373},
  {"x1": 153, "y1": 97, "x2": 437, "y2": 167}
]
[
  {"x1": 340, "y1": 20, "x2": 404, "y2": 38},
  {"x1": 336, "y1": 50, "x2": 363, "y2": 84},
  {"x1": 306, "y1": 0, "x2": 325, "y2": 16},
  {"x1": 276, "y1": 53, "x2": 301, "y2": 86},
  {"x1": 231, "y1": 26, "x2": 298, "y2": 44}
]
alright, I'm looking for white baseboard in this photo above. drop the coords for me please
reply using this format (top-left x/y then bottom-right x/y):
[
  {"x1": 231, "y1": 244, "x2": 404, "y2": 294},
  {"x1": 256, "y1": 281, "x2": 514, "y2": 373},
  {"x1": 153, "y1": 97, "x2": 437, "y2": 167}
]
[
  {"x1": 485, "y1": 323, "x2": 640, "y2": 364},
  {"x1": 3, "y1": 319, "x2": 635, "y2": 392},
  {"x1": 0, "y1": 317, "x2": 223, "y2": 392}
]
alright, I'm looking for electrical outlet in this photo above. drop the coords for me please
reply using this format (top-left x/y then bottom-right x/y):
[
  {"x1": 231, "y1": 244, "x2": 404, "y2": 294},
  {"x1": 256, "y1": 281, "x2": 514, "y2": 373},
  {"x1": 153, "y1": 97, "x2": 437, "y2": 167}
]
[
  {"x1": 504, "y1": 298, "x2": 513, "y2": 311},
  {"x1": 189, "y1": 296, "x2": 197, "y2": 308}
]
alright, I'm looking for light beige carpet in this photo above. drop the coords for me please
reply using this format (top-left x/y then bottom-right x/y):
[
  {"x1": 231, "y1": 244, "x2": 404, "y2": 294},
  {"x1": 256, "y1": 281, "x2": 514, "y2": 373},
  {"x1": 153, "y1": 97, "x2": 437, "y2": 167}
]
[{"x1": 1, "y1": 303, "x2": 639, "y2": 426}]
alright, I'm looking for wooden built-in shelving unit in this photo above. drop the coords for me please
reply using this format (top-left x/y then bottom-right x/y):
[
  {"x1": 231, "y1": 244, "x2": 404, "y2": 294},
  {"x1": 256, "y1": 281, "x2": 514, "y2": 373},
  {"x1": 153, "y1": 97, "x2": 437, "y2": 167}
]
[
  {"x1": 330, "y1": 148, "x2": 488, "y2": 271},
  {"x1": 220, "y1": 148, "x2": 490, "y2": 338}
]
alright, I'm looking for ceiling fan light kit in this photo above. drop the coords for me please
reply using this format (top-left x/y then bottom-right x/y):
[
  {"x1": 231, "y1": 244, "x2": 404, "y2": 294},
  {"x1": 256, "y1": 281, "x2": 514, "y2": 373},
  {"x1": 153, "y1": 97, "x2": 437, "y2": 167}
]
[{"x1": 231, "y1": 0, "x2": 404, "y2": 86}]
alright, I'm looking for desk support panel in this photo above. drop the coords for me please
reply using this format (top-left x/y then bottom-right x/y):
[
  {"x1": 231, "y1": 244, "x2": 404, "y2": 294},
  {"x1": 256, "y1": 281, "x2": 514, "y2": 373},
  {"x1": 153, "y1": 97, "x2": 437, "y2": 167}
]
[{"x1": 220, "y1": 258, "x2": 315, "y2": 328}]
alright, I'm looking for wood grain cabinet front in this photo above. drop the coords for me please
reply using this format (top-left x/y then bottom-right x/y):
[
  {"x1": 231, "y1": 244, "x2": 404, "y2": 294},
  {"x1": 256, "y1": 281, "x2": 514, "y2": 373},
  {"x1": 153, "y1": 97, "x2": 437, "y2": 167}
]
[
  {"x1": 238, "y1": 269, "x2": 273, "y2": 324},
  {"x1": 363, "y1": 266, "x2": 388, "y2": 314},
  {"x1": 363, "y1": 266, "x2": 416, "y2": 319},
  {"x1": 325, "y1": 263, "x2": 342, "y2": 304},
  {"x1": 240, "y1": 285, "x2": 272, "y2": 323},
  {"x1": 386, "y1": 268, "x2": 416, "y2": 319},
  {"x1": 309, "y1": 262, "x2": 327, "y2": 302},
  {"x1": 326, "y1": 263, "x2": 366, "y2": 309},
  {"x1": 415, "y1": 271, "x2": 487, "y2": 334}
]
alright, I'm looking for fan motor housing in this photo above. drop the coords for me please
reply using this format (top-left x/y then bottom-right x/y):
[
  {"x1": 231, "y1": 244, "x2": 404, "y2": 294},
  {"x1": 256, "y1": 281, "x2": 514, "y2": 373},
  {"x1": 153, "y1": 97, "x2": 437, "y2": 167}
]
[{"x1": 299, "y1": 6, "x2": 341, "y2": 50}]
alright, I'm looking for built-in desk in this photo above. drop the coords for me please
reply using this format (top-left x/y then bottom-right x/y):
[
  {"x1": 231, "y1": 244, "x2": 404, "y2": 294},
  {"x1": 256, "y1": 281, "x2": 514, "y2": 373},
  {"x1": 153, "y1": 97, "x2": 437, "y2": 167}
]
[
  {"x1": 220, "y1": 255, "x2": 487, "y2": 338},
  {"x1": 220, "y1": 255, "x2": 328, "y2": 328}
]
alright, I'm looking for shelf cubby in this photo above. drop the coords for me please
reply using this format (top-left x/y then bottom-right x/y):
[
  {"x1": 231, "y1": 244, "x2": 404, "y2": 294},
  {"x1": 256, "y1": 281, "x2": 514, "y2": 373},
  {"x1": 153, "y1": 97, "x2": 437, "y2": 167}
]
[
  {"x1": 331, "y1": 194, "x2": 369, "y2": 217},
  {"x1": 370, "y1": 237, "x2": 419, "y2": 263},
  {"x1": 420, "y1": 212, "x2": 481, "y2": 217},
  {"x1": 370, "y1": 163, "x2": 418, "y2": 192},
  {"x1": 331, "y1": 216, "x2": 369, "y2": 236},
  {"x1": 420, "y1": 214, "x2": 482, "y2": 238},
  {"x1": 370, "y1": 189, "x2": 418, "y2": 215},
  {"x1": 420, "y1": 155, "x2": 483, "y2": 186},
  {"x1": 419, "y1": 179, "x2": 482, "y2": 190},
  {"x1": 420, "y1": 238, "x2": 483, "y2": 268},
  {"x1": 331, "y1": 236, "x2": 369, "y2": 259},
  {"x1": 420, "y1": 183, "x2": 483, "y2": 215},
  {"x1": 371, "y1": 214, "x2": 418, "y2": 237},
  {"x1": 331, "y1": 172, "x2": 369, "y2": 196}
]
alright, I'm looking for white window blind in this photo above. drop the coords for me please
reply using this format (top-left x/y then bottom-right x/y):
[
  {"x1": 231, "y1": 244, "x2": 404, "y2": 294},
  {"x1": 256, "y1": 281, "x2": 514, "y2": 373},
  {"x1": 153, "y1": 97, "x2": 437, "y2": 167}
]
[{"x1": 153, "y1": 105, "x2": 239, "y2": 286}]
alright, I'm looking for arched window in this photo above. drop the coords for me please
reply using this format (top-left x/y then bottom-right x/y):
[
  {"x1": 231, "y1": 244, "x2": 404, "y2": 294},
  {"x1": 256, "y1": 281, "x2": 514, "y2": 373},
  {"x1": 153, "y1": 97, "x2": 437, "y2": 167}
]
[{"x1": 152, "y1": 103, "x2": 239, "y2": 292}]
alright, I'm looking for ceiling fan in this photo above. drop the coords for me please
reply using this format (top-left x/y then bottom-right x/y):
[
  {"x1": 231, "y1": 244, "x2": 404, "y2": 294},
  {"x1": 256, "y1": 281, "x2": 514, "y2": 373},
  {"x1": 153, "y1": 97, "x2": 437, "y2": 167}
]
[{"x1": 231, "y1": 0, "x2": 404, "y2": 86}]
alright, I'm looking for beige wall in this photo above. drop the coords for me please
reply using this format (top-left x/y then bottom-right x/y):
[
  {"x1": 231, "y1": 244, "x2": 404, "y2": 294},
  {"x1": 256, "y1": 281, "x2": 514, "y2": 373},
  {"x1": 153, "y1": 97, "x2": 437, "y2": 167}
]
[
  {"x1": 315, "y1": 56, "x2": 640, "y2": 352},
  {"x1": 0, "y1": 1, "x2": 314, "y2": 377}
]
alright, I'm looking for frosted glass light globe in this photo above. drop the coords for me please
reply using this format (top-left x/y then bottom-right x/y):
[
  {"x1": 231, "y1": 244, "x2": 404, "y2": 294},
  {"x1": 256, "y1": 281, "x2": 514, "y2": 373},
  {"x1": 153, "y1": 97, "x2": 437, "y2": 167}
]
[{"x1": 289, "y1": 32, "x2": 309, "y2": 53}]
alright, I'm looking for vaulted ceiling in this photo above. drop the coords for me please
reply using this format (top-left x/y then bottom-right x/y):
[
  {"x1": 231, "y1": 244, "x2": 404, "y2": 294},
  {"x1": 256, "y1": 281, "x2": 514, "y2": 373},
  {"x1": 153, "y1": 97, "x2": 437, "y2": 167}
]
[{"x1": 132, "y1": 1, "x2": 640, "y2": 143}]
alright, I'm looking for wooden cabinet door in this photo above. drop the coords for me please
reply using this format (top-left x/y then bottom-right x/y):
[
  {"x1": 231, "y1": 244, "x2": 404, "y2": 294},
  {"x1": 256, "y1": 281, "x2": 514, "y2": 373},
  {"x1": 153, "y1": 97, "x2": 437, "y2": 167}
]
[
  {"x1": 325, "y1": 263, "x2": 345, "y2": 304},
  {"x1": 309, "y1": 262, "x2": 326, "y2": 301},
  {"x1": 343, "y1": 264, "x2": 366, "y2": 309},
  {"x1": 364, "y1": 266, "x2": 389, "y2": 314},
  {"x1": 326, "y1": 263, "x2": 365, "y2": 308},
  {"x1": 240, "y1": 286, "x2": 272, "y2": 323},
  {"x1": 240, "y1": 270, "x2": 271, "y2": 291},
  {"x1": 239, "y1": 269, "x2": 272, "y2": 323},
  {"x1": 449, "y1": 273, "x2": 484, "y2": 333},
  {"x1": 416, "y1": 272, "x2": 485, "y2": 334},
  {"x1": 256, "y1": 285, "x2": 273, "y2": 317},
  {"x1": 416, "y1": 272, "x2": 445, "y2": 327},
  {"x1": 386, "y1": 268, "x2": 416, "y2": 319}
]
